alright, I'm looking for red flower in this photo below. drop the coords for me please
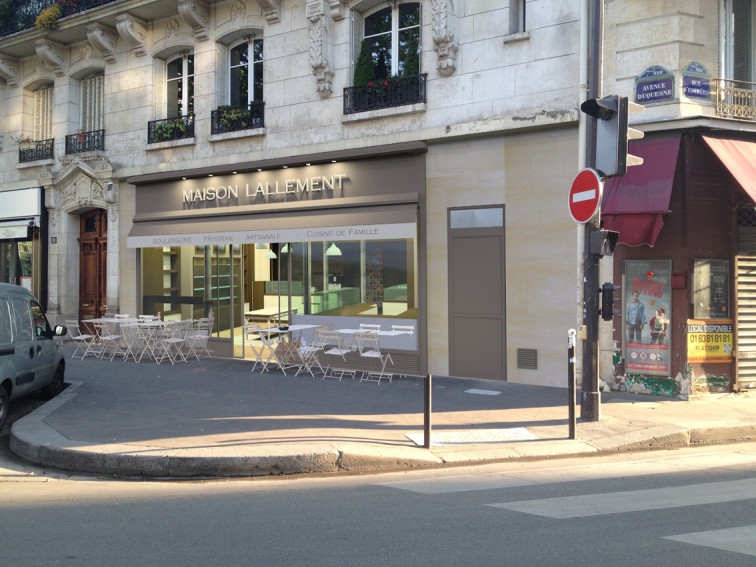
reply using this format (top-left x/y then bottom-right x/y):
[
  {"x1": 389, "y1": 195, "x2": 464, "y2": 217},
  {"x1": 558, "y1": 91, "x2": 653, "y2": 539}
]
[
  {"x1": 382, "y1": 81, "x2": 389, "y2": 86},
  {"x1": 367, "y1": 81, "x2": 374, "y2": 86}
]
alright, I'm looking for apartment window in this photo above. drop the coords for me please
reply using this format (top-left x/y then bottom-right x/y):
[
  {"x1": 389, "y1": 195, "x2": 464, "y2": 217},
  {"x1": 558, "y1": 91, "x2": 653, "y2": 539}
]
[
  {"x1": 167, "y1": 53, "x2": 194, "y2": 118},
  {"x1": 509, "y1": 0, "x2": 526, "y2": 34},
  {"x1": 356, "y1": 2, "x2": 421, "y2": 83},
  {"x1": 727, "y1": 0, "x2": 754, "y2": 81},
  {"x1": 80, "y1": 73, "x2": 104, "y2": 132},
  {"x1": 230, "y1": 38, "x2": 263, "y2": 106},
  {"x1": 33, "y1": 86, "x2": 53, "y2": 140}
]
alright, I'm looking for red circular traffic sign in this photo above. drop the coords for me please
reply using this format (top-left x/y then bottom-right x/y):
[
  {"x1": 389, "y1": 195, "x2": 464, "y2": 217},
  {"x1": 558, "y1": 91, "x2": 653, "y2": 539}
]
[{"x1": 568, "y1": 168, "x2": 603, "y2": 223}]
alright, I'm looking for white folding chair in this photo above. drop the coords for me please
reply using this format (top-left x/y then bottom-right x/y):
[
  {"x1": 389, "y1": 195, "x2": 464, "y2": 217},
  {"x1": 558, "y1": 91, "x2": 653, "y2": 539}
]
[
  {"x1": 293, "y1": 336, "x2": 325, "y2": 377},
  {"x1": 256, "y1": 330, "x2": 297, "y2": 375},
  {"x1": 155, "y1": 321, "x2": 191, "y2": 364},
  {"x1": 355, "y1": 330, "x2": 394, "y2": 384},
  {"x1": 320, "y1": 330, "x2": 357, "y2": 381},
  {"x1": 391, "y1": 325, "x2": 415, "y2": 334},
  {"x1": 185, "y1": 318, "x2": 213, "y2": 360},
  {"x1": 114, "y1": 313, "x2": 131, "y2": 319},
  {"x1": 94, "y1": 321, "x2": 123, "y2": 361},
  {"x1": 120, "y1": 323, "x2": 148, "y2": 363},
  {"x1": 244, "y1": 323, "x2": 266, "y2": 372},
  {"x1": 359, "y1": 323, "x2": 382, "y2": 331},
  {"x1": 66, "y1": 319, "x2": 97, "y2": 359}
]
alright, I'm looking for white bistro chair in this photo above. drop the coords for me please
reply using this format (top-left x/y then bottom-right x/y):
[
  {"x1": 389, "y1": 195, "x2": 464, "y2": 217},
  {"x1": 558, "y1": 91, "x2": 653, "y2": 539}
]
[
  {"x1": 66, "y1": 320, "x2": 97, "y2": 359},
  {"x1": 355, "y1": 330, "x2": 394, "y2": 384}
]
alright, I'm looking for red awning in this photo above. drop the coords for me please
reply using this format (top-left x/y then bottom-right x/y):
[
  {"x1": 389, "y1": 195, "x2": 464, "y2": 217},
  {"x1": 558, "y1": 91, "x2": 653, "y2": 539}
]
[
  {"x1": 702, "y1": 136, "x2": 756, "y2": 202},
  {"x1": 601, "y1": 134, "x2": 681, "y2": 247}
]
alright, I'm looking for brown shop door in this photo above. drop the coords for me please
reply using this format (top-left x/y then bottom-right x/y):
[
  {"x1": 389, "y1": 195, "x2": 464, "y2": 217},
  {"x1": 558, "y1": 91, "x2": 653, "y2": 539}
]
[{"x1": 79, "y1": 209, "x2": 107, "y2": 321}]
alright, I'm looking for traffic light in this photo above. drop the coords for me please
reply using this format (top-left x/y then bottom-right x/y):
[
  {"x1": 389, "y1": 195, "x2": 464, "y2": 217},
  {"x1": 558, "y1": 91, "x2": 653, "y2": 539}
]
[
  {"x1": 590, "y1": 228, "x2": 619, "y2": 258},
  {"x1": 600, "y1": 282, "x2": 621, "y2": 321},
  {"x1": 580, "y1": 95, "x2": 644, "y2": 178}
]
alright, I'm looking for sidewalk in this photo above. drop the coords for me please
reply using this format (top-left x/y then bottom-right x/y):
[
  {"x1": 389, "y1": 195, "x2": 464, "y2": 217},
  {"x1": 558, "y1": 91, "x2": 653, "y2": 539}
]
[{"x1": 9, "y1": 346, "x2": 756, "y2": 478}]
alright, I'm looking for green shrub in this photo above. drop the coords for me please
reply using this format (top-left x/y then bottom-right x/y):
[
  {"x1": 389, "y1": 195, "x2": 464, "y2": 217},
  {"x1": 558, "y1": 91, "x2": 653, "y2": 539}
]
[{"x1": 36, "y1": 4, "x2": 62, "y2": 30}]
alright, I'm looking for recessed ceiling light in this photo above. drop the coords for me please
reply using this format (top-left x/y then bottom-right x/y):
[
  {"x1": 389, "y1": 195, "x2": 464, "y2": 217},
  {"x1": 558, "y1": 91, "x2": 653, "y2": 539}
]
[
  {"x1": 181, "y1": 177, "x2": 187, "y2": 180},
  {"x1": 305, "y1": 163, "x2": 311, "y2": 166},
  {"x1": 283, "y1": 165, "x2": 288, "y2": 169},
  {"x1": 331, "y1": 160, "x2": 337, "y2": 163},
  {"x1": 232, "y1": 171, "x2": 238, "y2": 174},
  {"x1": 208, "y1": 174, "x2": 214, "y2": 177},
  {"x1": 257, "y1": 168, "x2": 262, "y2": 172}
]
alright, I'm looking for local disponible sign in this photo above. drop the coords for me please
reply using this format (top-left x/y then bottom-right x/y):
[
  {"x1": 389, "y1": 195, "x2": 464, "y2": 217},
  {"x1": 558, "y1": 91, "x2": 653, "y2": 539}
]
[
  {"x1": 686, "y1": 319, "x2": 733, "y2": 363},
  {"x1": 635, "y1": 66, "x2": 674, "y2": 103}
]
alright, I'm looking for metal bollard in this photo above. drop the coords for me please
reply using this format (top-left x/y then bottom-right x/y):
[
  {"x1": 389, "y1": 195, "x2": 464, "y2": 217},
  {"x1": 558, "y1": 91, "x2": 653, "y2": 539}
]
[
  {"x1": 424, "y1": 374, "x2": 432, "y2": 448},
  {"x1": 567, "y1": 329, "x2": 577, "y2": 440}
]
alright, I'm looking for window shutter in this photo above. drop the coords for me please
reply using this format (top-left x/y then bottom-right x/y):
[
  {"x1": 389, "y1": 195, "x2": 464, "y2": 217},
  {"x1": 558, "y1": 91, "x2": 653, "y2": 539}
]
[
  {"x1": 153, "y1": 59, "x2": 167, "y2": 118},
  {"x1": 34, "y1": 87, "x2": 53, "y2": 140},
  {"x1": 81, "y1": 74, "x2": 104, "y2": 131},
  {"x1": 350, "y1": 11, "x2": 363, "y2": 85},
  {"x1": 216, "y1": 44, "x2": 229, "y2": 107},
  {"x1": 732, "y1": 0, "x2": 753, "y2": 82}
]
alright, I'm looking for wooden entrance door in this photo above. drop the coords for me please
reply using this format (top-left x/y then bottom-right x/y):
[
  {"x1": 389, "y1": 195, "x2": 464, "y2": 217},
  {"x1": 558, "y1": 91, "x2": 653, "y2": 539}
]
[{"x1": 79, "y1": 209, "x2": 107, "y2": 321}]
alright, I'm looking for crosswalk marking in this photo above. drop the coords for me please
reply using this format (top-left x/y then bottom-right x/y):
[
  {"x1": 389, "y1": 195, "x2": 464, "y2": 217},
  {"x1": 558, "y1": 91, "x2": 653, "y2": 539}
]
[
  {"x1": 378, "y1": 451, "x2": 756, "y2": 495},
  {"x1": 487, "y1": 478, "x2": 756, "y2": 519},
  {"x1": 665, "y1": 525, "x2": 756, "y2": 558}
]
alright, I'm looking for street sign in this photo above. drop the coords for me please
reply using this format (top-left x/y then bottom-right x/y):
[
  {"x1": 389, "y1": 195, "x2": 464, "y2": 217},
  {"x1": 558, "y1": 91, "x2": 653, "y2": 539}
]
[{"x1": 568, "y1": 168, "x2": 603, "y2": 223}]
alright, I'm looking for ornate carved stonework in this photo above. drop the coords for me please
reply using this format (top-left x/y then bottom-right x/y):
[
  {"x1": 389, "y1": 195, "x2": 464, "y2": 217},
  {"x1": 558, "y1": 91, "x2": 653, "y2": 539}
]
[
  {"x1": 255, "y1": 0, "x2": 281, "y2": 24},
  {"x1": 432, "y1": 0, "x2": 458, "y2": 76},
  {"x1": 230, "y1": 0, "x2": 246, "y2": 20},
  {"x1": 116, "y1": 14, "x2": 148, "y2": 57},
  {"x1": 327, "y1": 0, "x2": 349, "y2": 20},
  {"x1": 35, "y1": 39, "x2": 66, "y2": 77},
  {"x1": 307, "y1": 0, "x2": 334, "y2": 98},
  {"x1": 0, "y1": 56, "x2": 19, "y2": 87},
  {"x1": 178, "y1": 0, "x2": 210, "y2": 41},
  {"x1": 87, "y1": 24, "x2": 118, "y2": 64},
  {"x1": 166, "y1": 19, "x2": 181, "y2": 38}
]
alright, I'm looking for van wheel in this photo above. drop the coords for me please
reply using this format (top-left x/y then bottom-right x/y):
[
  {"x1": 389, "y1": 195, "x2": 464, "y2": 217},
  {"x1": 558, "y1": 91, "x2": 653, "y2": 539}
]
[
  {"x1": 41, "y1": 366, "x2": 65, "y2": 400},
  {"x1": 0, "y1": 387, "x2": 8, "y2": 431}
]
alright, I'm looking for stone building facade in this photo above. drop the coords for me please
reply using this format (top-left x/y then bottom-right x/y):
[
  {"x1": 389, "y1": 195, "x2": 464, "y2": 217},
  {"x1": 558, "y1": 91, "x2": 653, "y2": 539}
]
[{"x1": 0, "y1": 1, "x2": 753, "y2": 393}]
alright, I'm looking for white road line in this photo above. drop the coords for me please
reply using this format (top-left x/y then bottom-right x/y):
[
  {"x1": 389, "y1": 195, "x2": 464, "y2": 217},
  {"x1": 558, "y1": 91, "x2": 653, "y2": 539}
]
[
  {"x1": 665, "y1": 525, "x2": 756, "y2": 558},
  {"x1": 488, "y1": 478, "x2": 756, "y2": 519},
  {"x1": 378, "y1": 452, "x2": 756, "y2": 495}
]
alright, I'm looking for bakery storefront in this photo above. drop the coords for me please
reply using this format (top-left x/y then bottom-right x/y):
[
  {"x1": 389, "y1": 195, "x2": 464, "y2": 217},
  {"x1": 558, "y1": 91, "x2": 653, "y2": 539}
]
[{"x1": 127, "y1": 143, "x2": 425, "y2": 373}]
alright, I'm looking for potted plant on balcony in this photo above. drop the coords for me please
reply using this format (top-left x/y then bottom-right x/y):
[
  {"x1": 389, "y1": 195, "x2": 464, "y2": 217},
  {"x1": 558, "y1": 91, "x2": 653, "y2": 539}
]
[
  {"x1": 12, "y1": 134, "x2": 36, "y2": 150},
  {"x1": 36, "y1": 3, "x2": 62, "y2": 30},
  {"x1": 217, "y1": 106, "x2": 245, "y2": 129},
  {"x1": 153, "y1": 118, "x2": 188, "y2": 142}
]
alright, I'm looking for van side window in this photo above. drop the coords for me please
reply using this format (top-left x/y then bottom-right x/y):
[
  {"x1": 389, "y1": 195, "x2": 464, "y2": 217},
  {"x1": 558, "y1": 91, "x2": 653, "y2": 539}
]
[
  {"x1": 31, "y1": 302, "x2": 50, "y2": 337},
  {"x1": 10, "y1": 298, "x2": 33, "y2": 341},
  {"x1": 0, "y1": 299, "x2": 11, "y2": 343}
]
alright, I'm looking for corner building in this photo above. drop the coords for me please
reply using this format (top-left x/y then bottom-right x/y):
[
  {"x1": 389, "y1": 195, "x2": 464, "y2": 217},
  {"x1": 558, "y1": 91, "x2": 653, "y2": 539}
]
[{"x1": 11, "y1": 1, "x2": 750, "y2": 393}]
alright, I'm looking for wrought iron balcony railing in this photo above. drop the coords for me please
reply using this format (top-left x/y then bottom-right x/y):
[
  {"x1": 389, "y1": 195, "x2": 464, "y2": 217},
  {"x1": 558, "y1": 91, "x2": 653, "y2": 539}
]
[
  {"x1": 18, "y1": 138, "x2": 54, "y2": 163},
  {"x1": 211, "y1": 102, "x2": 265, "y2": 134},
  {"x1": 65, "y1": 129, "x2": 105, "y2": 154},
  {"x1": 0, "y1": 0, "x2": 115, "y2": 38},
  {"x1": 147, "y1": 115, "x2": 194, "y2": 144},
  {"x1": 715, "y1": 78, "x2": 756, "y2": 122},
  {"x1": 344, "y1": 74, "x2": 427, "y2": 115}
]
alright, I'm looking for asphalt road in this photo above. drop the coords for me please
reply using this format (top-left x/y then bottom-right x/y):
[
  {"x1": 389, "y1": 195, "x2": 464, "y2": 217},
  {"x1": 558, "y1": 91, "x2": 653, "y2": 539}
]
[{"x1": 2, "y1": 442, "x2": 755, "y2": 566}]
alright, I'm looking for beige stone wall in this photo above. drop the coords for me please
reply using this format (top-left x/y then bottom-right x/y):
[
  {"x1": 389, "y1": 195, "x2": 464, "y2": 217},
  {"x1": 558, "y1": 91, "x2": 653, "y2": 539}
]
[{"x1": 427, "y1": 127, "x2": 579, "y2": 387}]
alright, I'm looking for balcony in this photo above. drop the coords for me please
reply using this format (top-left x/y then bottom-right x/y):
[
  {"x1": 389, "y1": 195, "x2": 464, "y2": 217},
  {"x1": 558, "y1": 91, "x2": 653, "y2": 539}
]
[
  {"x1": 715, "y1": 78, "x2": 756, "y2": 122},
  {"x1": 147, "y1": 115, "x2": 194, "y2": 144},
  {"x1": 0, "y1": 0, "x2": 115, "y2": 38},
  {"x1": 18, "y1": 138, "x2": 54, "y2": 163},
  {"x1": 65, "y1": 129, "x2": 104, "y2": 154},
  {"x1": 211, "y1": 103, "x2": 265, "y2": 134},
  {"x1": 343, "y1": 74, "x2": 427, "y2": 115}
]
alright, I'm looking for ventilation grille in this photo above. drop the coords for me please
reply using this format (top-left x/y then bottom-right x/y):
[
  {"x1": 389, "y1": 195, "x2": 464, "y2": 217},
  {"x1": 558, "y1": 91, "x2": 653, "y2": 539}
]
[{"x1": 517, "y1": 348, "x2": 538, "y2": 370}]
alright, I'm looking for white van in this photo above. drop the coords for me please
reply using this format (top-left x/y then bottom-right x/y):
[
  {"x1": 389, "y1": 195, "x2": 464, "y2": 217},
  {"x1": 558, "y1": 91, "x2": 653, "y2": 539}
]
[{"x1": 0, "y1": 283, "x2": 67, "y2": 430}]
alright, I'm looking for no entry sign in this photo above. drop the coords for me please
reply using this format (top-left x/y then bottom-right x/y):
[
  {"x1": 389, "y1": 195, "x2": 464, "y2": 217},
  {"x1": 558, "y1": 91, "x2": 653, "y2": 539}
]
[{"x1": 568, "y1": 168, "x2": 603, "y2": 223}]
